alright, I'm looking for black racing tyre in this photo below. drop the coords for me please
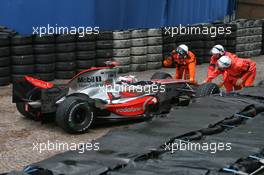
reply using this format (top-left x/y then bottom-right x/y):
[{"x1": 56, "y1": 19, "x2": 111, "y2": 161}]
[
  {"x1": 113, "y1": 48, "x2": 130, "y2": 57},
  {"x1": 35, "y1": 54, "x2": 56, "y2": 64},
  {"x1": 56, "y1": 43, "x2": 76, "y2": 52},
  {"x1": 112, "y1": 56, "x2": 131, "y2": 65},
  {"x1": 0, "y1": 67, "x2": 10, "y2": 76},
  {"x1": 12, "y1": 55, "x2": 34, "y2": 65},
  {"x1": 131, "y1": 29, "x2": 147, "y2": 38},
  {"x1": 200, "y1": 125, "x2": 224, "y2": 135},
  {"x1": 130, "y1": 63, "x2": 147, "y2": 72},
  {"x1": 147, "y1": 37, "x2": 163, "y2": 45},
  {"x1": 56, "y1": 52, "x2": 76, "y2": 62},
  {"x1": 0, "y1": 76, "x2": 10, "y2": 86},
  {"x1": 33, "y1": 44, "x2": 55, "y2": 54},
  {"x1": 0, "y1": 47, "x2": 10, "y2": 57},
  {"x1": 0, "y1": 36, "x2": 10, "y2": 46},
  {"x1": 35, "y1": 73, "x2": 55, "y2": 81},
  {"x1": 12, "y1": 65, "x2": 34, "y2": 74},
  {"x1": 113, "y1": 39, "x2": 131, "y2": 49},
  {"x1": 131, "y1": 38, "x2": 147, "y2": 47},
  {"x1": 97, "y1": 31, "x2": 113, "y2": 40},
  {"x1": 56, "y1": 96, "x2": 94, "y2": 134},
  {"x1": 131, "y1": 46, "x2": 147, "y2": 55},
  {"x1": 0, "y1": 57, "x2": 10, "y2": 66},
  {"x1": 76, "y1": 34, "x2": 96, "y2": 42},
  {"x1": 56, "y1": 34, "x2": 76, "y2": 43},
  {"x1": 113, "y1": 30, "x2": 131, "y2": 40},
  {"x1": 11, "y1": 45, "x2": 32, "y2": 55},
  {"x1": 35, "y1": 64, "x2": 55, "y2": 73},
  {"x1": 146, "y1": 62, "x2": 162, "y2": 70},
  {"x1": 16, "y1": 87, "x2": 41, "y2": 120},
  {"x1": 117, "y1": 65, "x2": 130, "y2": 73},
  {"x1": 147, "y1": 28, "x2": 162, "y2": 37},
  {"x1": 96, "y1": 40, "x2": 113, "y2": 49},
  {"x1": 56, "y1": 62, "x2": 76, "y2": 71},
  {"x1": 147, "y1": 54, "x2": 163, "y2": 62},
  {"x1": 96, "y1": 49, "x2": 113, "y2": 58},
  {"x1": 196, "y1": 83, "x2": 220, "y2": 97},
  {"x1": 163, "y1": 43, "x2": 176, "y2": 52},
  {"x1": 221, "y1": 117, "x2": 243, "y2": 125},
  {"x1": 11, "y1": 35, "x2": 32, "y2": 45},
  {"x1": 76, "y1": 60, "x2": 95, "y2": 69},
  {"x1": 151, "y1": 71, "x2": 172, "y2": 80},
  {"x1": 162, "y1": 35, "x2": 177, "y2": 44},
  {"x1": 131, "y1": 55, "x2": 147, "y2": 64},
  {"x1": 76, "y1": 51, "x2": 96, "y2": 60},
  {"x1": 76, "y1": 42, "x2": 96, "y2": 51},
  {"x1": 33, "y1": 35, "x2": 55, "y2": 44},
  {"x1": 95, "y1": 58, "x2": 109, "y2": 67},
  {"x1": 148, "y1": 45, "x2": 162, "y2": 54},
  {"x1": 55, "y1": 71, "x2": 76, "y2": 79}
]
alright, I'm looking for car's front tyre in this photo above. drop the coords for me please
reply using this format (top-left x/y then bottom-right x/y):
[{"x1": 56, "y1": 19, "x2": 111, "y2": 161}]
[{"x1": 56, "y1": 96, "x2": 94, "y2": 134}]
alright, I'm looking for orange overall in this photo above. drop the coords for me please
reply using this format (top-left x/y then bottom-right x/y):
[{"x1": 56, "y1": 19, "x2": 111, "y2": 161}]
[
  {"x1": 205, "y1": 52, "x2": 239, "y2": 82},
  {"x1": 221, "y1": 58, "x2": 256, "y2": 93},
  {"x1": 163, "y1": 50, "x2": 196, "y2": 83}
]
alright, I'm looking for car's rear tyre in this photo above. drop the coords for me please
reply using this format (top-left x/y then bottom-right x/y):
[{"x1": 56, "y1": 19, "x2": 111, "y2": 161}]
[
  {"x1": 196, "y1": 83, "x2": 220, "y2": 97},
  {"x1": 16, "y1": 88, "x2": 41, "y2": 120},
  {"x1": 150, "y1": 71, "x2": 172, "y2": 80},
  {"x1": 56, "y1": 96, "x2": 94, "y2": 134}
]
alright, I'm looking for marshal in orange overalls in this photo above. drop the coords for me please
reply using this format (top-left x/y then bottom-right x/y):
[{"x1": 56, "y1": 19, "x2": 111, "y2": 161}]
[
  {"x1": 163, "y1": 50, "x2": 197, "y2": 83},
  {"x1": 205, "y1": 52, "x2": 239, "y2": 82},
  {"x1": 220, "y1": 58, "x2": 256, "y2": 93}
]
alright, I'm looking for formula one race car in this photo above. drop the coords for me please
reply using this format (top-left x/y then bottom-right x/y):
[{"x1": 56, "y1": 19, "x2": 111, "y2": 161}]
[{"x1": 13, "y1": 62, "x2": 220, "y2": 134}]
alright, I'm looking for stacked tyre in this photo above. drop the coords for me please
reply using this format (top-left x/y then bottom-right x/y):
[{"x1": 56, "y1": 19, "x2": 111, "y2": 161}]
[
  {"x1": 203, "y1": 24, "x2": 217, "y2": 64},
  {"x1": 130, "y1": 29, "x2": 148, "y2": 71},
  {"x1": 33, "y1": 35, "x2": 56, "y2": 81},
  {"x1": 0, "y1": 35, "x2": 11, "y2": 86},
  {"x1": 235, "y1": 19, "x2": 263, "y2": 57},
  {"x1": 11, "y1": 35, "x2": 34, "y2": 82},
  {"x1": 147, "y1": 28, "x2": 163, "y2": 70},
  {"x1": 96, "y1": 31, "x2": 113, "y2": 67},
  {"x1": 113, "y1": 30, "x2": 131, "y2": 73},
  {"x1": 76, "y1": 34, "x2": 96, "y2": 73},
  {"x1": 55, "y1": 34, "x2": 76, "y2": 79},
  {"x1": 262, "y1": 20, "x2": 264, "y2": 54},
  {"x1": 162, "y1": 27, "x2": 177, "y2": 67},
  {"x1": 225, "y1": 23, "x2": 237, "y2": 53}
]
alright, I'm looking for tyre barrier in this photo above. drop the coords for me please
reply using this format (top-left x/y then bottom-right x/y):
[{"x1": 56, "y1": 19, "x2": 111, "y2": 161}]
[
  {"x1": 76, "y1": 34, "x2": 96, "y2": 73},
  {"x1": 33, "y1": 35, "x2": 56, "y2": 81},
  {"x1": 233, "y1": 19, "x2": 263, "y2": 58},
  {"x1": 11, "y1": 35, "x2": 34, "y2": 83},
  {"x1": 130, "y1": 29, "x2": 148, "y2": 72},
  {"x1": 113, "y1": 30, "x2": 131, "y2": 73},
  {"x1": 0, "y1": 35, "x2": 11, "y2": 86},
  {"x1": 96, "y1": 31, "x2": 113, "y2": 67},
  {"x1": 1, "y1": 20, "x2": 264, "y2": 86},
  {"x1": 55, "y1": 34, "x2": 76, "y2": 79},
  {"x1": 147, "y1": 28, "x2": 163, "y2": 70}
]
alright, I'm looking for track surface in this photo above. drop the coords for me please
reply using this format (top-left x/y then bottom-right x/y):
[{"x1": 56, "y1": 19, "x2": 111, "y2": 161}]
[{"x1": 1, "y1": 55, "x2": 264, "y2": 173}]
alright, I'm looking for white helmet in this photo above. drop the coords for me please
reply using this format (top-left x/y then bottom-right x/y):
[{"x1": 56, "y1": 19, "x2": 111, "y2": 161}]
[
  {"x1": 217, "y1": 56, "x2": 232, "y2": 69},
  {"x1": 177, "y1": 44, "x2": 189, "y2": 54},
  {"x1": 211, "y1": 44, "x2": 225, "y2": 55}
]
